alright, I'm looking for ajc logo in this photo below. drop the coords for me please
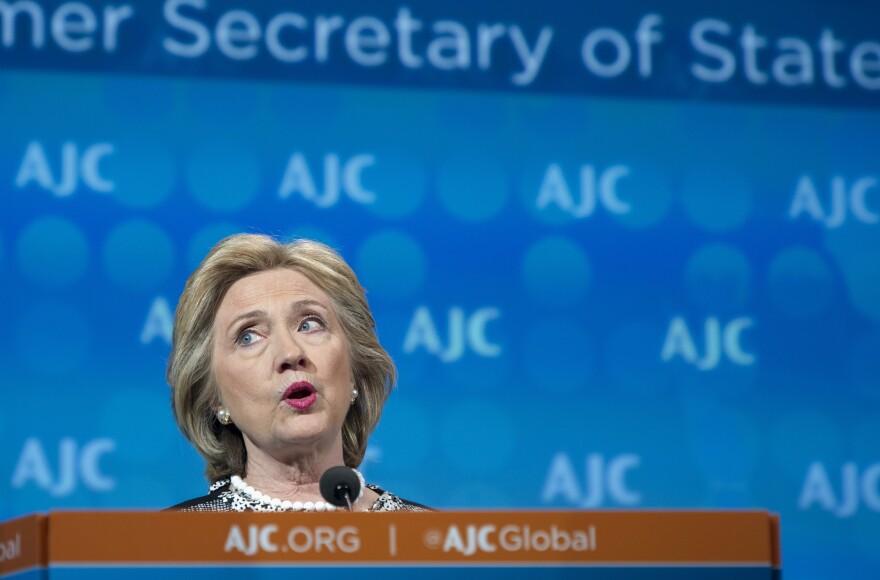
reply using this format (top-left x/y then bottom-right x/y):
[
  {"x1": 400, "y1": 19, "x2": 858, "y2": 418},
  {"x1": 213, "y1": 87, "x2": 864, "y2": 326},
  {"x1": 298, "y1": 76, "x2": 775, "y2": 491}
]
[
  {"x1": 278, "y1": 152, "x2": 375, "y2": 207},
  {"x1": 403, "y1": 306, "x2": 501, "y2": 363},
  {"x1": 16, "y1": 141, "x2": 115, "y2": 197},
  {"x1": 542, "y1": 452, "x2": 642, "y2": 508},
  {"x1": 789, "y1": 174, "x2": 878, "y2": 228},
  {"x1": 799, "y1": 461, "x2": 880, "y2": 518},
  {"x1": 536, "y1": 163, "x2": 632, "y2": 218},
  {"x1": 427, "y1": 524, "x2": 596, "y2": 556},
  {"x1": 10, "y1": 437, "x2": 115, "y2": 497},
  {"x1": 661, "y1": 316, "x2": 756, "y2": 371},
  {"x1": 224, "y1": 524, "x2": 360, "y2": 556}
]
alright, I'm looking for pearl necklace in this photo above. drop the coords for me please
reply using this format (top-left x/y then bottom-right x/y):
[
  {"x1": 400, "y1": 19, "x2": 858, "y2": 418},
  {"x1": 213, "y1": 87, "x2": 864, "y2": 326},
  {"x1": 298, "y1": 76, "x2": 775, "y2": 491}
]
[{"x1": 229, "y1": 472, "x2": 365, "y2": 512}]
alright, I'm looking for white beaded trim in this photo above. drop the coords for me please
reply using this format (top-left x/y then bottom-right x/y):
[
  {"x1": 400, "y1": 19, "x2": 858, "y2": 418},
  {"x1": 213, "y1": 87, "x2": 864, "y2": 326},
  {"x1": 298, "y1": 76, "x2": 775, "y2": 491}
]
[{"x1": 228, "y1": 474, "x2": 366, "y2": 512}]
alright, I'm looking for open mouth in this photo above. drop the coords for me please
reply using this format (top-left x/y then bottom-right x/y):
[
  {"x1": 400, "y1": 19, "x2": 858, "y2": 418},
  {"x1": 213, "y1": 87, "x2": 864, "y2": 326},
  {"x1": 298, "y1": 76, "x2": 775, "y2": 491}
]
[
  {"x1": 282, "y1": 381, "x2": 317, "y2": 409},
  {"x1": 286, "y1": 387, "x2": 313, "y2": 399}
]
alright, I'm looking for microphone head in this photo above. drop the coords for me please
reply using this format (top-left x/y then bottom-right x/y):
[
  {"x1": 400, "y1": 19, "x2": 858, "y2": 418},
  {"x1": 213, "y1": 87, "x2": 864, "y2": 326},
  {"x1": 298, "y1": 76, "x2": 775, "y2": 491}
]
[{"x1": 320, "y1": 466, "x2": 363, "y2": 507}]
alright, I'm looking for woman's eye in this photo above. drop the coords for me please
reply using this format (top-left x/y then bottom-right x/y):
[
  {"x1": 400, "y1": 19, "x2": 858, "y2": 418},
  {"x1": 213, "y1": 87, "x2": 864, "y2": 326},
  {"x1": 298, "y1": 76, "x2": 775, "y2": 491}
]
[
  {"x1": 237, "y1": 330, "x2": 262, "y2": 346},
  {"x1": 299, "y1": 317, "x2": 324, "y2": 332}
]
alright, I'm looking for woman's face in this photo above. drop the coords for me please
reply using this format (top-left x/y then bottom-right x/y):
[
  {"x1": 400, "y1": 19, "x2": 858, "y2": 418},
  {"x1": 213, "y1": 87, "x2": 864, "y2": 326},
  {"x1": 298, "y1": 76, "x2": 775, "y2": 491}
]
[{"x1": 211, "y1": 268, "x2": 354, "y2": 464}]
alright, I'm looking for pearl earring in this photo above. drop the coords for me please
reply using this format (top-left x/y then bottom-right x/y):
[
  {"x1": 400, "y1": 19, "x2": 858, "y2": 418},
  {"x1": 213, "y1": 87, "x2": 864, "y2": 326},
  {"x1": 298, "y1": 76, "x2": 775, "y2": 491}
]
[
  {"x1": 217, "y1": 408, "x2": 233, "y2": 425},
  {"x1": 350, "y1": 387, "x2": 359, "y2": 405}
]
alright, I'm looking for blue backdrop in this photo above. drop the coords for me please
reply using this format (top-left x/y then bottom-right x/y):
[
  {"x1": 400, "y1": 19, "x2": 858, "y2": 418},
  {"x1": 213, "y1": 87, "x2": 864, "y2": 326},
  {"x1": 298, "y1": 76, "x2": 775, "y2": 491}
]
[{"x1": 2, "y1": 1, "x2": 879, "y2": 577}]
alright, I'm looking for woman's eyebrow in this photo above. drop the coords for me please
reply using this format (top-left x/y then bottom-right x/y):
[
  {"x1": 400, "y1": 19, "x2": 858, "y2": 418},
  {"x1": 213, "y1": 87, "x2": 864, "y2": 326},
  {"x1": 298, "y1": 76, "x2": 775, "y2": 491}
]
[
  {"x1": 288, "y1": 299, "x2": 329, "y2": 314},
  {"x1": 225, "y1": 310, "x2": 266, "y2": 335},
  {"x1": 225, "y1": 300, "x2": 330, "y2": 335}
]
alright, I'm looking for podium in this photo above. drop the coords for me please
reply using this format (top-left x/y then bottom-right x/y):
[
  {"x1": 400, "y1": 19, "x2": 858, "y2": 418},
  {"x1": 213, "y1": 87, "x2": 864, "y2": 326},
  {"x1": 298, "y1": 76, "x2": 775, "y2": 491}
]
[{"x1": 1, "y1": 510, "x2": 780, "y2": 579}]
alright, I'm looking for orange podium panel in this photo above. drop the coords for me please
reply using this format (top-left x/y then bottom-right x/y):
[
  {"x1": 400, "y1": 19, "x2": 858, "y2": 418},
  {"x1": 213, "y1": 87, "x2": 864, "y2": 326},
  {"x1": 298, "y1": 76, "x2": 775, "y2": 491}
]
[{"x1": 1, "y1": 510, "x2": 781, "y2": 579}]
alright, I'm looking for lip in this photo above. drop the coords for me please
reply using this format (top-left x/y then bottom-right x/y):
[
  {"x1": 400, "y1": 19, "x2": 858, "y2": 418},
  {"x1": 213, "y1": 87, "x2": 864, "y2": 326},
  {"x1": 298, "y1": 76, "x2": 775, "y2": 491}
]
[{"x1": 282, "y1": 381, "x2": 317, "y2": 410}]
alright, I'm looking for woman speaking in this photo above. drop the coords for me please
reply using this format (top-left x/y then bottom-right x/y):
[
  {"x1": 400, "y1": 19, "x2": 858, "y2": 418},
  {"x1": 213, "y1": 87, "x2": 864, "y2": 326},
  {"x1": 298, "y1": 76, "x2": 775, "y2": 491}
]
[{"x1": 168, "y1": 234, "x2": 429, "y2": 512}]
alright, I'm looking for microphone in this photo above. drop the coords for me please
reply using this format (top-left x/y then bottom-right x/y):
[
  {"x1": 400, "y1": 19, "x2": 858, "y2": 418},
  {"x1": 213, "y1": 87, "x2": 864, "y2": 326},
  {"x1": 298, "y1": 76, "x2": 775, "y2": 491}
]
[{"x1": 320, "y1": 466, "x2": 363, "y2": 511}]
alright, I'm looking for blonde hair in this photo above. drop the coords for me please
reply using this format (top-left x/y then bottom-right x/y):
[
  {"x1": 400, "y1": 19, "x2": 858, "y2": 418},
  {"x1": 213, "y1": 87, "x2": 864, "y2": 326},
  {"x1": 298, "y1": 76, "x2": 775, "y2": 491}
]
[{"x1": 168, "y1": 234, "x2": 395, "y2": 481}]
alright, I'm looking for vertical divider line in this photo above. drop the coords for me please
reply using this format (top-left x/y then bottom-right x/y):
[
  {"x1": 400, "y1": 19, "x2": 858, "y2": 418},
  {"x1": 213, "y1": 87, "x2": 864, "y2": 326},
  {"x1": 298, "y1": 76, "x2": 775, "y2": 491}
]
[{"x1": 389, "y1": 523, "x2": 397, "y2": 557}]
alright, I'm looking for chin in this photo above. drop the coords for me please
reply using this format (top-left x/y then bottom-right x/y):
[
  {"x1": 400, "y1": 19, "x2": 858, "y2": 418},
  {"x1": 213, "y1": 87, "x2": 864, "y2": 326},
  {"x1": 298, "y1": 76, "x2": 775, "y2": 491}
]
[{"x1": 278, "y1": 417, "x2": 336, "y2": 444}]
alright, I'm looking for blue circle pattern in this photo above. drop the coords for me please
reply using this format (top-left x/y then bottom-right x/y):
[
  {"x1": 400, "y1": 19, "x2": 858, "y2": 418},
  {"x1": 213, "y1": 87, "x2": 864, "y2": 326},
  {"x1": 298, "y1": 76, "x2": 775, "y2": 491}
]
[
  {"x1": 522, "y1": 236, "x2": 591, "y2": 308},
  {"x1": 187, "y1": 143, "x2": 261, "y2": 212},
  {"x1": 612, "y1": 162, "x2": 673, "y2": 229},
  {"x1": 103, "y1": 220, "x2": 174, "y2": 290},
  {"x1": 362, "y1": 149, "x2": 427, "y2": 219},
  {"x1": 437, "y1": 155, "x2": 508, "y2": 222},
  {"x1": 102, "y1": 77, "x2": 175, "y2": 124},
  {"x1": 188, "y1": 81, "x2": 259, "y2": 126},
  {"x1": 824, "y1": 223, "x2": 880, "y2": 322},
  {"x1": 681, "y1": 167, "x2": 752, "y2": 232},
  {"x1": 517, "y1": 98, "x2": 592, "y2": 146},
  {"x1": 828, "y1": 117, "x2": 880, "y2": 173},
  {"x1": 685, "y1": 243, "x2": 752, "y2": 312},
  {"x1": 839, "y1": 251, "x2": 880, "y2": 323},
  {"x1": 768, "y1": 247, "x2": 833, "y2": 318},
  {"x1": 17, "y1": 302, "x2": 90, "y2": 374},
  {"x1": 272, "y1": 86, "x2": 344, "y2": 129},
  {"x1": 107, "y1": 141, "x2": 175, "y2": 209},
  {"x1": 17, "y1": 216, "x2": 88, "y2": 288},
  {"x1": 437, "y1": 93, "x2": 505, "y2": 137},
  {"x1": 355, "y1": 231, "x2": 426, "y2": 301}
]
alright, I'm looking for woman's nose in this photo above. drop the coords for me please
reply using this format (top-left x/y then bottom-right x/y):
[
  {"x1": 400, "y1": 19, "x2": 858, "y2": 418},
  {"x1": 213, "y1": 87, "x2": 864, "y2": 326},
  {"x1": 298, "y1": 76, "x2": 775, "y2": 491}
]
[{"x1": 275, "y1": 331, "x2": 308, "y2": 373}]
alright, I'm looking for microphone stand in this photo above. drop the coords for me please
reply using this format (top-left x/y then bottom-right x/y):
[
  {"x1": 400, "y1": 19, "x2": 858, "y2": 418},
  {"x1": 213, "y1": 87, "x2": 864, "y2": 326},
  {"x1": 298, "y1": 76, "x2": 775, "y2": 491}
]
[{"x1": 337, "y1": 484, "x2": 354, "y2": 512}]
